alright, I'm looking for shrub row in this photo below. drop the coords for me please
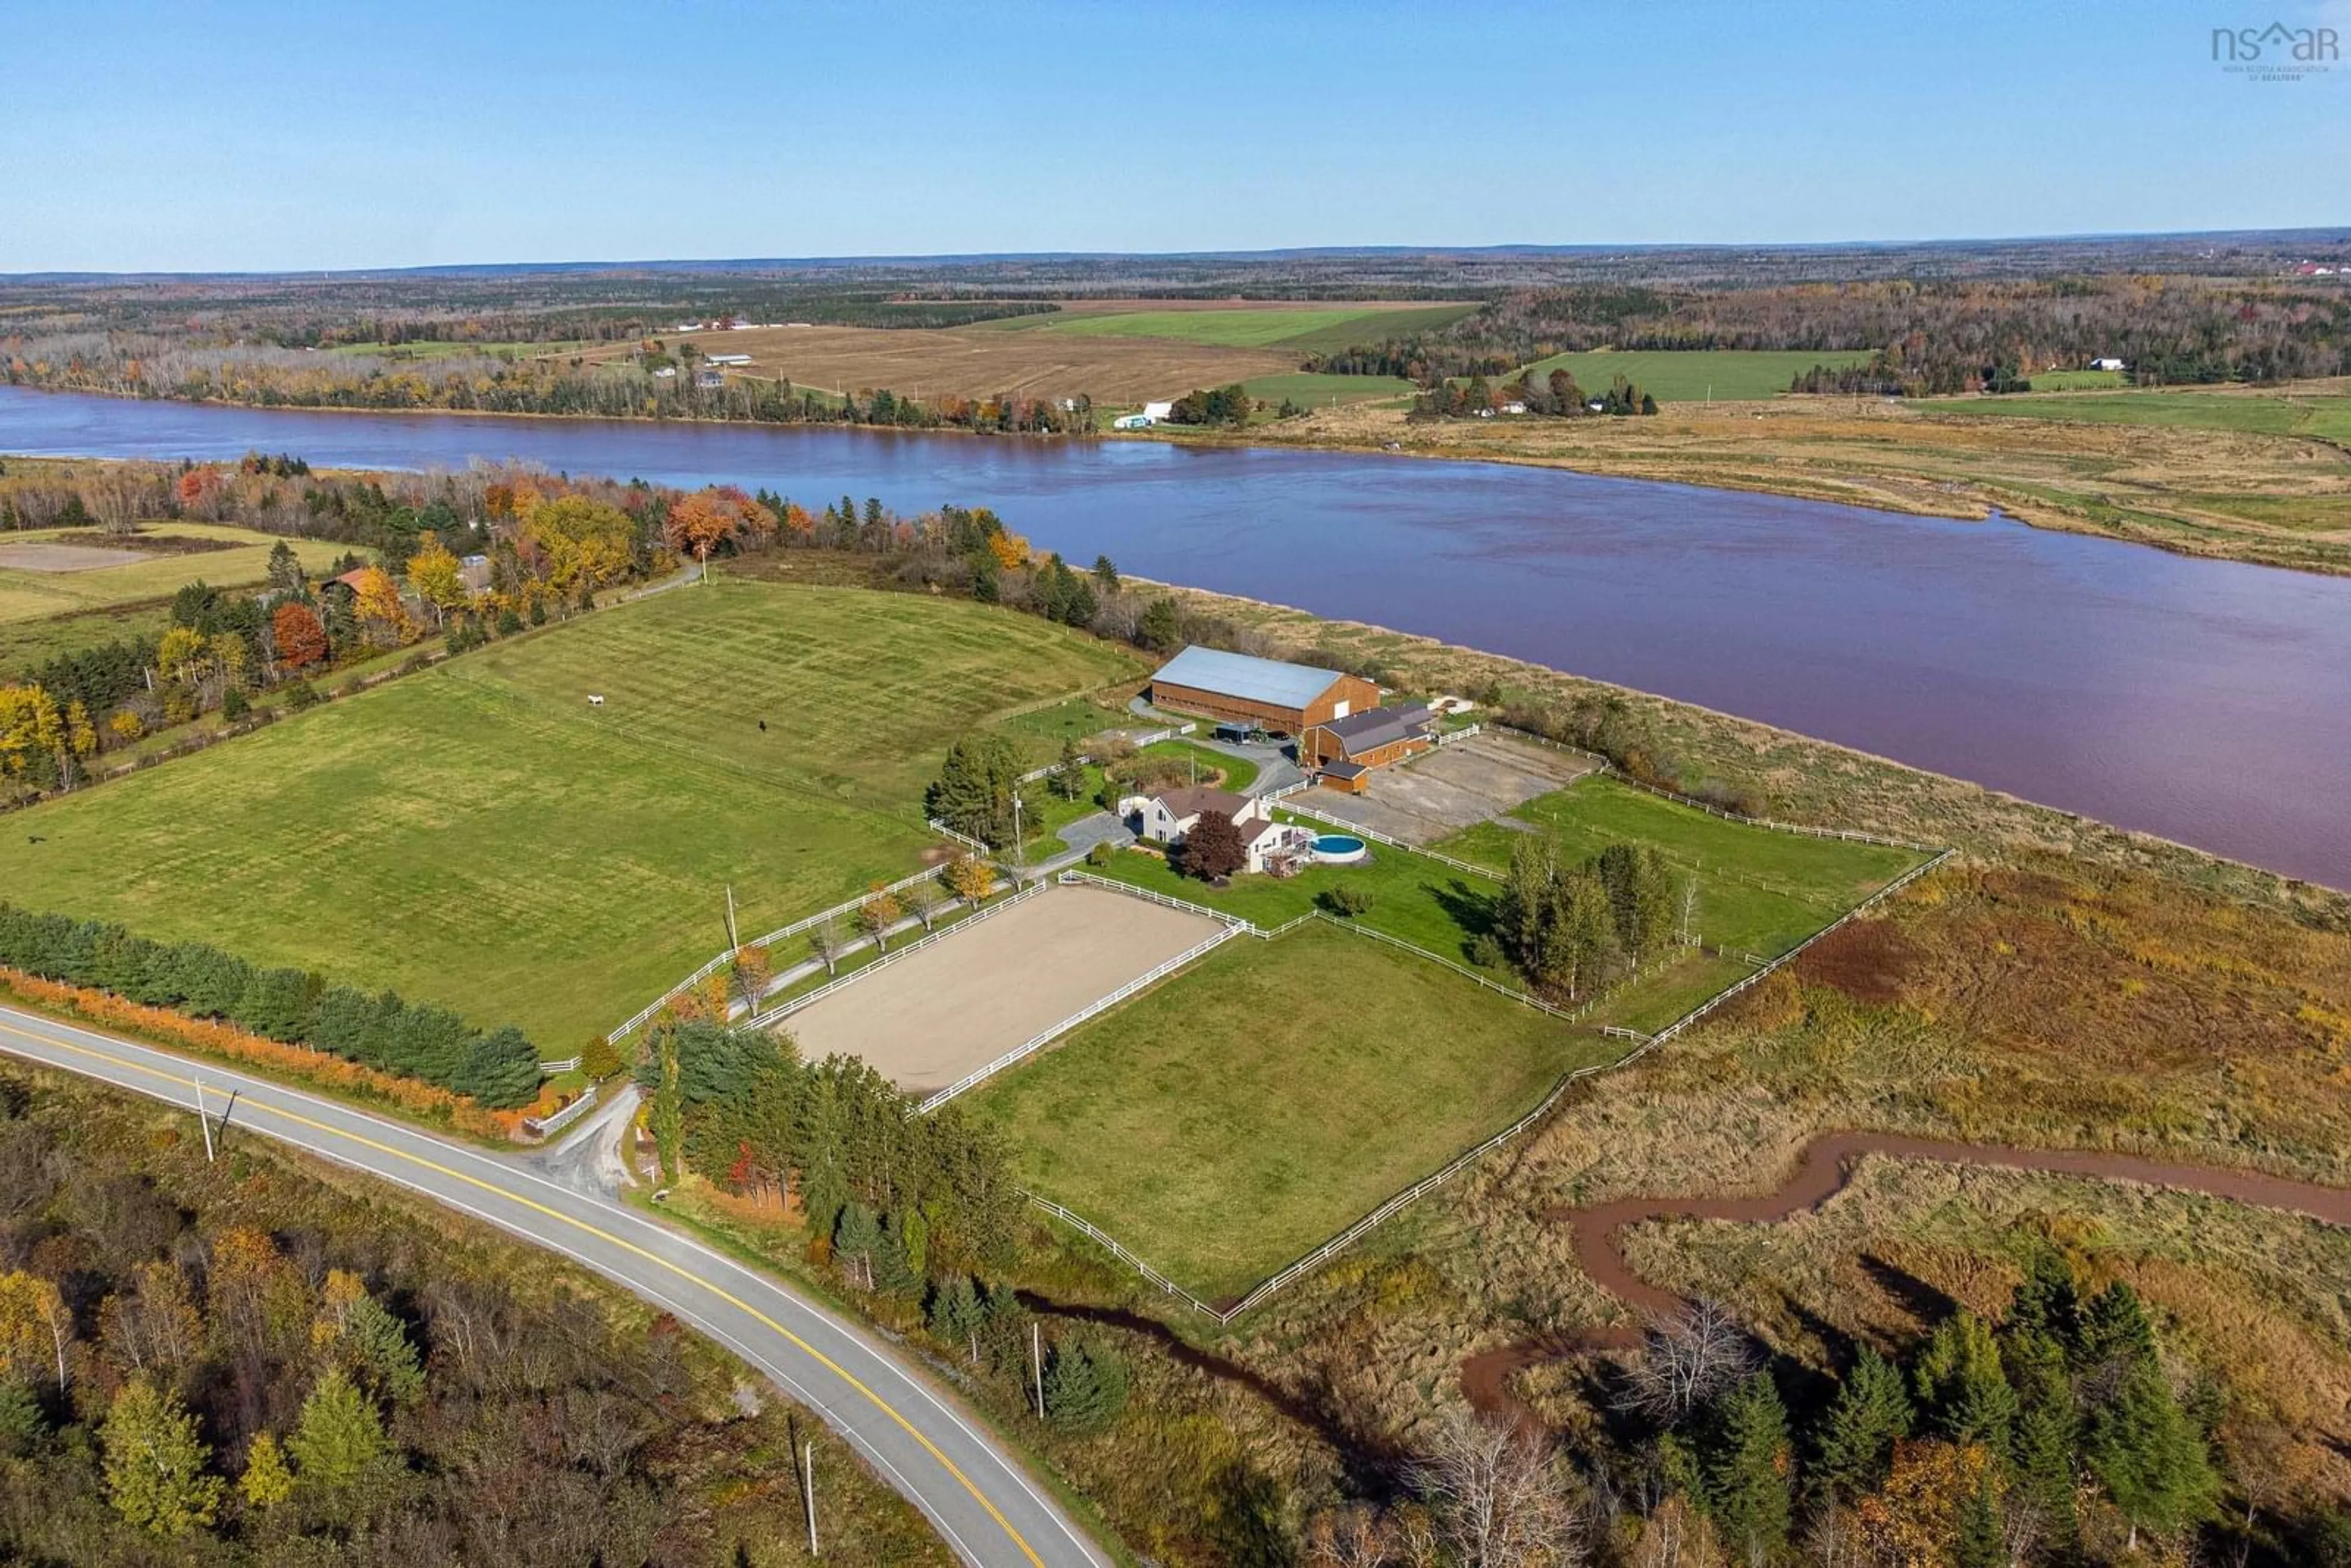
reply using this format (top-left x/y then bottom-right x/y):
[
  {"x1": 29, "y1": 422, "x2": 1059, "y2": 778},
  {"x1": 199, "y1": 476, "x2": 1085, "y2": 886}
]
[{"x1": 0, "y1": 904, "x2": 541, "y2": 1107}]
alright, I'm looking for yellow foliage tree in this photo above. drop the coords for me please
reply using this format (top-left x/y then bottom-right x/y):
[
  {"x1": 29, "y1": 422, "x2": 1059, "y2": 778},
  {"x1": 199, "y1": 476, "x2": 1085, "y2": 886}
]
[
  {"x1": 239, "y1": 1431, "x2": 294, "y2": 1510},
  {"x1": 0, "y1": 1270, "x2": 73, "y2": 1390},
  {"x1": 0, "y1": 685, "x2": 66, "y2": 779},
  {"x1": 1853, "y1": 1439, "x2": 2001, "y2": 1567},
  {"x1": 523, "y1": 495, "x2": 636, "y2": 604},
  {"x1": 351, "y1": 566, "x2": 414, "y2": 647},
  {"x1": 405, "y1": 531, "x2": 468, "y2": 622}
]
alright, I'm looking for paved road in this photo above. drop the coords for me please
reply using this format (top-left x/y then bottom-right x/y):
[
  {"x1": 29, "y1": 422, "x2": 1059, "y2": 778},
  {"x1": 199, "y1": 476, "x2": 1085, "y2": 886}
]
[{"x1": 0, "y1": 1003, "x2": 1108, "y2": 1568}]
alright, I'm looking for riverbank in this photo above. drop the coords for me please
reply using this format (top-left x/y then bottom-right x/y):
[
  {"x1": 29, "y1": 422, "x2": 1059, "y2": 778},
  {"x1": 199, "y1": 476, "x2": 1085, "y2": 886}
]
[
  {"x1": 1138, "y1": 572, "x2": 2351, "y2": 917},
  {"x1": 1138, "y1": 386, "x2": 2351, "y2": 577}
]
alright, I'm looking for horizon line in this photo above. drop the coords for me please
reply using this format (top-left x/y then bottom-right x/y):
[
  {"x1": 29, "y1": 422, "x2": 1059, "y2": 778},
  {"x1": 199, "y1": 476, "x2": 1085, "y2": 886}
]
[{"x1": 7, "y1": 226, "x2": 2350, "y2": 285}]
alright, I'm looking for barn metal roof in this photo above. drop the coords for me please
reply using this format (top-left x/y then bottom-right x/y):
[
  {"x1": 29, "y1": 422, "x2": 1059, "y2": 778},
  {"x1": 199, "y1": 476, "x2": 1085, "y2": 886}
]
[{"x1": 1152, "y1": 645, "x2": 1347, "y2": 711}]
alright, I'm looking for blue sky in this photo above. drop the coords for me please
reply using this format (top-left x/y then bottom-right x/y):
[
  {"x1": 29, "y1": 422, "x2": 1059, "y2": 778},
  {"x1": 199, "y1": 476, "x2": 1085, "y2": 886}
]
[{"x1": 4, "y1": 0, "x2": 2345, "y2": 272}]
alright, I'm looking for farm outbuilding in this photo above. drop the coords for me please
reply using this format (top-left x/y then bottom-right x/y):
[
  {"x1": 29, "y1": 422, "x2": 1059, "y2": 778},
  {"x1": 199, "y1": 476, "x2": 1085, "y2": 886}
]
[
  {"x1": 1303, "y1": 703, "x2": 1436, "y2": 792},
  {"x1": 1147, "y1": 645, "x2": 1378, "y2": 735}
]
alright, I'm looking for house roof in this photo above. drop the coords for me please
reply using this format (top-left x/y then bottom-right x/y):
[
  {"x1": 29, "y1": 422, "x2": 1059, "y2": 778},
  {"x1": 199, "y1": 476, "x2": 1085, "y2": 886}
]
[
  {"x1": 1152, "y1": 645, "x2": 1348, "y2": 713},
  {"x1": 1314, "y1": 704, "x2": 1433, "y2": 757},
  {"x1": 1319, "y1": 760, "x2": 1369, "y2": 782},
  {"x1": 1151, "y1": 786, "x2": 1250, "y2": 822}
]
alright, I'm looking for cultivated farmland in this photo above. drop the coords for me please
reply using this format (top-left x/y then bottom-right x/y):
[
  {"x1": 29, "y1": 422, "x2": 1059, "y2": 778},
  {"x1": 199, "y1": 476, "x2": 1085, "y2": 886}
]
[
  {"x1": 968, "y1": 921, "x2": 1607, "y2": 1302},
  {"x1": 0, "y1": 522, "x2": 350, "y2": 677},
  {"x1": 0, "y1": 581, "x2": 1142, "y2": 1046}
]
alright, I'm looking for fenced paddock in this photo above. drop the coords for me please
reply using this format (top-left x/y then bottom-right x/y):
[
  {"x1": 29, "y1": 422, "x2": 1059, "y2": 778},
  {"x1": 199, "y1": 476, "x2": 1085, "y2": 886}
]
[
  {"x1": 775, "y1": 883, "x2": 1228, "y2": 1096},
  {"x1": 1299, "y1": 729, "x2": 1597, "y2": 845}
]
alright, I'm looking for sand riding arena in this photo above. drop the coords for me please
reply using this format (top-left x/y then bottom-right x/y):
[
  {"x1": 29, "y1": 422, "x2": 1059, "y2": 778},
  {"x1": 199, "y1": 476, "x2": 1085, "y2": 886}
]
[{"x1": 774, "y1": 881, "x2": 1231, "y2": 1100}]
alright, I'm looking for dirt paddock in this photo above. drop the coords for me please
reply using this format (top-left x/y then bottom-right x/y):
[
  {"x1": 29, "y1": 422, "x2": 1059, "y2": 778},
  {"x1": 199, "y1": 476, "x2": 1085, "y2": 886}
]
[
  {"x1": 777, "y1": 883, "x2": 1227, "y2": 1095},
  {"x1": 1300, "y1": 731, "x2": 1599, "y2": 844},
  {"x1": 0, "y1": 542, "x2": 149, "y2": 572}
]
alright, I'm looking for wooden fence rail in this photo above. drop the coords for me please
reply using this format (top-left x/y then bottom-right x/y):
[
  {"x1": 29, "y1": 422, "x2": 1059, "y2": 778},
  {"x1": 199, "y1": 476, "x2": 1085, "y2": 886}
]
[{"x1": 746, "y1": 880, "x2": 1052, "y2": 1030}]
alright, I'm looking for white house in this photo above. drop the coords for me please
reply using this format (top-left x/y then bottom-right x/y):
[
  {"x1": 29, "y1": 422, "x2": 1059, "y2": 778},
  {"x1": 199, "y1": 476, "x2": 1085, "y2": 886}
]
[
  {"x1": 1119, "y1": 786, "x2": 1303, "y2": 874},
  {"x1": 2090, "y1": 357, "x2": 2126, "y2": 372},
  {"x1": 1142, "y1": 400, "x2": 1175, "y2": 421}
]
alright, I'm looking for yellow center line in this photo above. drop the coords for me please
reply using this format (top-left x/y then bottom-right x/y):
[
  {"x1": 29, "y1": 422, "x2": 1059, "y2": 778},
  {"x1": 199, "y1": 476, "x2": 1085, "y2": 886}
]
[{"x1": 0, "y1": 1019, "x2": 1046, "y2": 1568}]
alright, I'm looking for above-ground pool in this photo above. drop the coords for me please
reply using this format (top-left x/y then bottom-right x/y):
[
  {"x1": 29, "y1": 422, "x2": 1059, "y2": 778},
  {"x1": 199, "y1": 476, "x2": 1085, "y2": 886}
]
[{"x1": 1311, "y1": 833, "x2": 1370, "y2": 864}]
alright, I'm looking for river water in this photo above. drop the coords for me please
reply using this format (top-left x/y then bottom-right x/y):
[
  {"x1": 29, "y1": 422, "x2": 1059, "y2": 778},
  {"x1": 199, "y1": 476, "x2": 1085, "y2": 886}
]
[{"x1": 5, "y1": 386, "x2": 2347, "y2": 890}]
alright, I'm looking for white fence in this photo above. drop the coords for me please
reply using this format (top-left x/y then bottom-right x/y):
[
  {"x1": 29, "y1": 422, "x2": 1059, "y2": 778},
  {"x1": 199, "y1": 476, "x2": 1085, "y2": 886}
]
[
  {"x1": 607, "y1": 862, "x2": 954, "y2": 1044},
  {"x1": 915, "y1": 921, "x2": 1244, "y2": 1112},
  {"x1": 523, "y1": 1084, "x2": 598, "y2": 1139},
  {"x1": 746, "y1": 880, "x2": 1051, "y2": 1030},
  {"x1": 1273, "y1": 800, "x2": 1498, "y2": 883},
  {"x1": 1024, "y1": 1196, "x2": 1224, "y2": 1317},
  {"x1": 537, "y1": 1054, "x2": 583, "y2": 1075},
  {"x1": 926, "y1": 817, "x2": 993, "y2": 857}
]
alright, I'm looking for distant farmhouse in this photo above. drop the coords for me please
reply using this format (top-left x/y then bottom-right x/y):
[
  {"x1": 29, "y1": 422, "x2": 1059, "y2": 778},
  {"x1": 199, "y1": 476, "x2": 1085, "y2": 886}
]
[
  {"x1": 2090, "y1": 357, "x2": 2127, "y2": 372},
  {"x1": 1148, "y1": 645, "x2": 1378, "y2": 736}
]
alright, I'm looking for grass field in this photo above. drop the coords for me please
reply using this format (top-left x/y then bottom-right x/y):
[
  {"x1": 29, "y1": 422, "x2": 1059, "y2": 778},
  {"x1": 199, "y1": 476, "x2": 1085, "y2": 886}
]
[
  {"x1": 1930, "y1": 384, "x2": 2351, "y2": 442},
  {"x1": 1041, "y1": 303, "x2": 1477, "y2": 353},
  {"x1": 1434, "y1": 775, "x2": 1927, "y2": 957},
  {"x1": 1087, "y1": 831, "x2": 1519, "y2": 981},
  {"x1": 0, "y1": 582, "x2": 1142, "y2": 1046},
  {"x1": 1238, "y1": 371, "x2": 1422, "y2": 410},
  {"x1": 1510, "y1": 349, "x2": 1877, "y2": 402},
  {"x1": 969, "y1": 923, "x2": 1607, "y2": 1300}
]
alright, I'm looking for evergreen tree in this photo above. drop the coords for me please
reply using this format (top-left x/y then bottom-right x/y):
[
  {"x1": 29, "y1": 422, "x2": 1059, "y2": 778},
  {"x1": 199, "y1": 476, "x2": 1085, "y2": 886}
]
[
  {"x1": 2084, "y1": 1360, "x2": 2220, "y2": 1549},
  {"x1": 1702, "y1": 1371, "x2": 1793, "y2": 1562},
  {"x1": 1913, "y1": 1312, "x2": 2019, "y2": 1455},
  {"x1": 0, "y1": 1379, "x2": 43, "y2": 1458},
  {"x1": 926, "y1": 1275, "x2": 986, "y2": 1363},
  {"x1": 2074, "y1": 1281, "x2": 2158, "y2": 1379},
  {"x1": 834, "y1": 1203, "x2": 881, "y2": 1291},
  {"x1": 287, "y1": 1367, "x2": 389, "y2": 1498},
  {"x1": 2005, "y1": 1250, "x2": 2080, "y2": 1343},
  {"x1": 1050, "y1": 739, "x2": 1089, "y2": 802},
  {"x1": 1812, "y1": 1345, "x2": 1912, "y2": 1501},
  {"x1": 1952, "y1": 1476, "x2": 2005, "y2": 1568},
  {"x1": 101, "y1": 1378, "x2": 223, "y2": 1537},
  {"x1": 1137, "y1": 596, "x2": 1182, "y2": 652},
  {"x1": 1042, "y1": 1337, "x2": 1130, "y2": 1433}
]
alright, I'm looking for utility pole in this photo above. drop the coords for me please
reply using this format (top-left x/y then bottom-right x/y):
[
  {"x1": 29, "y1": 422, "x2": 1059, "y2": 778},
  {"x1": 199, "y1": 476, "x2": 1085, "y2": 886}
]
[
  {"x1": 724, "y1": 884, "x2": 740, "y2": 950},
  {"x1": 1011, "y1": 792, "x2": 1024, "y2": 877},
  {"x1": 802, "y1": 1439, "x2": 819, "y2": 1556},
  {"x1": 1031, "y1": 1321, "x2": 1046, "y2": 1420},
  {"x1": 194, "y1": 1077, "x2": 214, "y2": 1163}
]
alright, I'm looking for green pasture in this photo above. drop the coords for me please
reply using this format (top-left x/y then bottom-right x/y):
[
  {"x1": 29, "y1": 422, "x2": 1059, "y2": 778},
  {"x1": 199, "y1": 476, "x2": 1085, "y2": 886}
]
[
  {"x1": 969, "y1": 923, "x2": 1607, "y2": 1300},
  {"x1": 0, "y1": 523, "x2": 348, "y2": 626},
  {"x1": 0, "y1": 582, "x2": 1141, "y2": 1047},
  {"x1": 1041, "y1": 303, "x2": 1477, "y2": 352},
  {"x1": 1510, "y1": 349, "x2": 1877, "y2": 402},
  {"x1": 1240, "y1": 372, "x2": 1421, "y2": 409},
  {"x1": 1433, "y1": 774, "x2": 1926, "y2": 958}
]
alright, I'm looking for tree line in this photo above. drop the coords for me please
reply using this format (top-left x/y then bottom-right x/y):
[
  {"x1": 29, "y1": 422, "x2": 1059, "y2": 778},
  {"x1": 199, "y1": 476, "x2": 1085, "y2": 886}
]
[
  {"x1": 1491, "y1": 839, "x2": 1687, "y2": 1000},
  {"x1": 1412, "y1": 368, "x2": 1658, "y2": 420},
  {"x1": 0, "y1": 1071, "x2": 941, "y2": 1564},
  {"x1": 3, "y1": 331, "x2": 1098, "y2": 435},
  {"x1": 1299, "y1": 276, "x2": 2349, "y2": 393},
  {"x1": 0, "y1": 904, "x2": 542, "y2": 1106}
]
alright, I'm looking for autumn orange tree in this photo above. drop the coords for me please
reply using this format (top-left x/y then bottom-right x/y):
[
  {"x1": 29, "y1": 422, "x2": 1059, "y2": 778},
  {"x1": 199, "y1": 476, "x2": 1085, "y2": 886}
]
[
  {"x1": 662, "y1": 486, "x2": 777, "y2": 584},
  {"x1": 272, "y1": 601, "x2": 329, "y2": 670}
]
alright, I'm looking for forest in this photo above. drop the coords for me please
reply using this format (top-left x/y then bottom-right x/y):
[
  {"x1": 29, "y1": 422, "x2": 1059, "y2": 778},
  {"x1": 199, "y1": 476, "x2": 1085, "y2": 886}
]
[{"x1": 0, "y1": 1067, "x2": 942, "y2": 1566}]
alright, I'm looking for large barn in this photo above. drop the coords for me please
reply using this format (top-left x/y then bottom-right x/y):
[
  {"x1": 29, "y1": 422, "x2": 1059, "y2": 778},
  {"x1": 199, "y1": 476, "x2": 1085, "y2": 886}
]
[{"x1": 1147, "y1": 645, "x2": 1379, "y2": 735}]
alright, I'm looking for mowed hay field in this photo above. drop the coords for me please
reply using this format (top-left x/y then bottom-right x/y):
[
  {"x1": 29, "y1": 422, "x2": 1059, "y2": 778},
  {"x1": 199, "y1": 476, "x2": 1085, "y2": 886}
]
[
  {"x1": 969, "y1": 921, "x2": 1608, "y2": 1301},
  {"x1": 0, "y1": 523, "x2": 351, "y2": 676},
  {"x1": 1029, "y1": 301, "x2": 1477, "y2": 353},
  {"x1": 1511, "y1": 348, "x2": 1877, "y2": 401},
  {"x1": 0, "y1": 582, "x2": 1143, "y2": 1046},
  {"x1": 598, "y1": 323, "x2": 1302, "y2": 404},
  {"x1": 1929, "y1": 380, "x2": 2351, "y2": 442}
]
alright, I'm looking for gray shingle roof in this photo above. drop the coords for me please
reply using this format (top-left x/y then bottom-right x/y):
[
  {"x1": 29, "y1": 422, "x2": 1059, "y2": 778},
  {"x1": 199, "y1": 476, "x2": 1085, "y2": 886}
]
[
  {"x1": 1316, "y1": 704, "x2": 1434, "y2": 758},
  {"x1": 1152, "y1": 645, "x2": 1348, "y2": 713}
]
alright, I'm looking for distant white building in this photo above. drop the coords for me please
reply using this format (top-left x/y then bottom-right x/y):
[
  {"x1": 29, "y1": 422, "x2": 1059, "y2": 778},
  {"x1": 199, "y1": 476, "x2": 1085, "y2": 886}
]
[
  {"x1": 1500, "y1": 400, "x2": 1528, "y2": 415},
  {"x1": 705, "y1": 353, "x2": 752, "y2": 367},
  {"x1": 1142, "y1": 400, "x2": 1175, "y2": 421},
  {"x1": 2090, "y1": 357, "x2": 2126, "y2": 372},
  {"x1": 1112, "y1": 413, "x2": 1155, "y2": 430}
]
